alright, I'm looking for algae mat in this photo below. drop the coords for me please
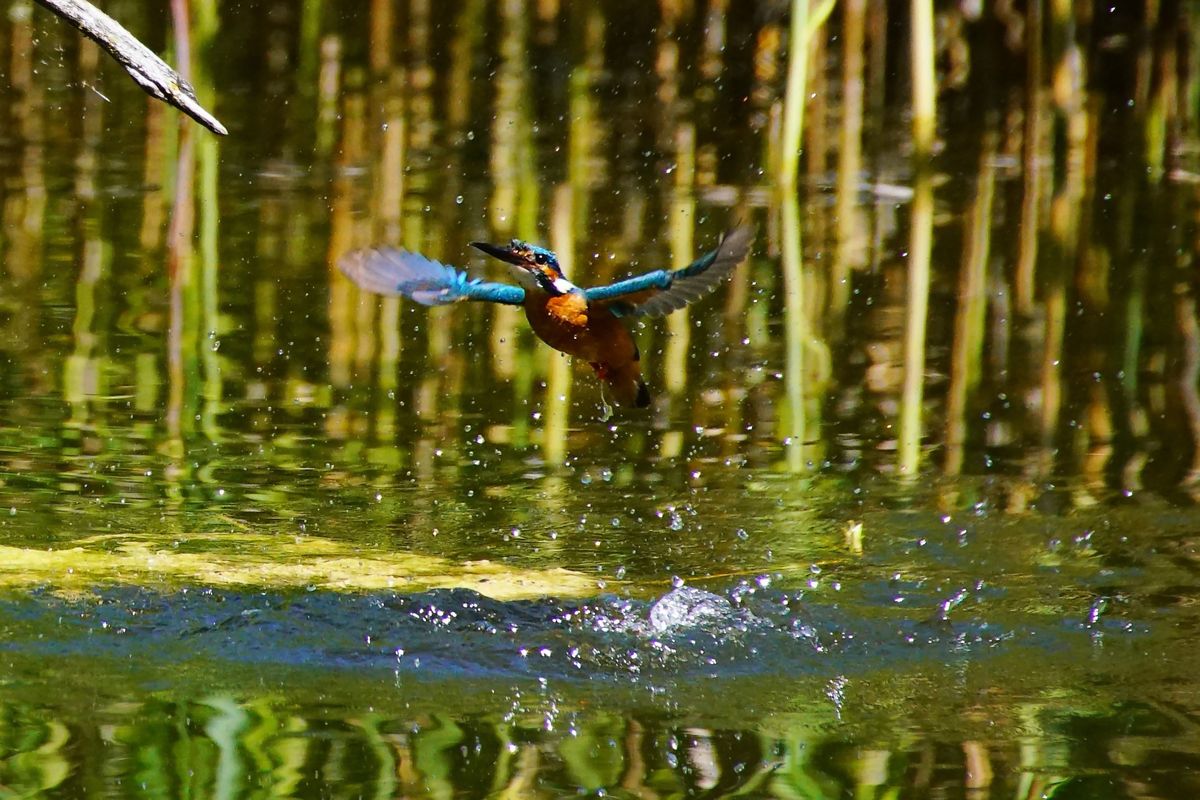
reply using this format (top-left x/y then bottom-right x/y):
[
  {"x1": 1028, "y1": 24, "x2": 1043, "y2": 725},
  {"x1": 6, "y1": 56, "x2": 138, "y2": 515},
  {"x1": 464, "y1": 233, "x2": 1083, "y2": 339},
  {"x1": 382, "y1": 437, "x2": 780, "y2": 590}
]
[{"x1": 0, "y1": 531, "x2": 597, "y2": 599}]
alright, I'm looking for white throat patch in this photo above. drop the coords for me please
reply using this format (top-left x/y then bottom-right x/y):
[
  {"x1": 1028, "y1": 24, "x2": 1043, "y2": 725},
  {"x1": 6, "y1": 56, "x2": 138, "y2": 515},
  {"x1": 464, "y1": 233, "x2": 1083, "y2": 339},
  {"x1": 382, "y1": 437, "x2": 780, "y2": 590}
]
[{"x1": 509, "y1": 266, "x2": 577, "y2": 295}]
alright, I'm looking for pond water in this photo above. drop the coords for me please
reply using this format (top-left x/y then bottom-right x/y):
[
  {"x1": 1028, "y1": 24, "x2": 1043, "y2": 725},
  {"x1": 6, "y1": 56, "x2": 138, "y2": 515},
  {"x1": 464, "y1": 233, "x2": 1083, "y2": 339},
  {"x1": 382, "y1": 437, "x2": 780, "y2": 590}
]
[{"x1": 2, "y1": 1, "x2": 1200, "y2": 797}]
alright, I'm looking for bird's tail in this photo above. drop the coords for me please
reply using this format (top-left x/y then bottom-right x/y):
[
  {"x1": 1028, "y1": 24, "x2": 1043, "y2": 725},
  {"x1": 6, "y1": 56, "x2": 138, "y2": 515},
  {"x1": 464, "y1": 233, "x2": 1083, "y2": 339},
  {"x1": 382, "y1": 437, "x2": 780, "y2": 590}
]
[{"x1": 599, "y1": 361, "x2": 651, "y2": 408}]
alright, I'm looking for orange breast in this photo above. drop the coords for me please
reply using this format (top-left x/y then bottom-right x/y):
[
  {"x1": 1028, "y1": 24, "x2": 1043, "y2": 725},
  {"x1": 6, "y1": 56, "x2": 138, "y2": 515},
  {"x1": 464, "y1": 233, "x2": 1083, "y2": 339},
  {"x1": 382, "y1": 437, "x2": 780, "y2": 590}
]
[{"x1": 523, "y1": 293, "x2": 637, "y2": 366}]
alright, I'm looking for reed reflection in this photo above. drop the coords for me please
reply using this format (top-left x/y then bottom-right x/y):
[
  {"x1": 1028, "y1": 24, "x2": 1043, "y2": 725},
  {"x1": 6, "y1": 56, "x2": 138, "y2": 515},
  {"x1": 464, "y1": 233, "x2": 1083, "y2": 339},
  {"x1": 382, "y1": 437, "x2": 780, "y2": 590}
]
[
  {"x1": 897, "y1": 0, "x2": 936, "y2": 478},
  {"x1": 0, "y1": 1, "x2": 1198, "y2": 512},
  {"x1": 944, "y1": 128, "x2": 996, "y2": 476},
  {"x1": 0, "y1": 688, "x2": 1174, "y2": 799},
  {"x1": 0, "y1": 4, "x2": 1199, "y2": 797}
]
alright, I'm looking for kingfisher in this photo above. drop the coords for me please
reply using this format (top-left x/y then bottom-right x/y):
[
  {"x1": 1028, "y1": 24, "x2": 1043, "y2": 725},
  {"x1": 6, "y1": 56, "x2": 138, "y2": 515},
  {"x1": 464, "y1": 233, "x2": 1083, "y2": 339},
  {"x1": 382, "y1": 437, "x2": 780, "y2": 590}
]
[{"x1": 338, "y1": 225, "x2": 755, "y2": 408}]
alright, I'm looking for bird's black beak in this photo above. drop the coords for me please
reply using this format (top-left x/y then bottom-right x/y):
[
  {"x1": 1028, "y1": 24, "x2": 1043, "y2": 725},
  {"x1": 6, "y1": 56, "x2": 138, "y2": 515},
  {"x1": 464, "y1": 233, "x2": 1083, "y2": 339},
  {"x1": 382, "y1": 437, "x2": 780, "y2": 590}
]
[{"x1": 470, "y1": 241, "x2": 524, "y2": 266}]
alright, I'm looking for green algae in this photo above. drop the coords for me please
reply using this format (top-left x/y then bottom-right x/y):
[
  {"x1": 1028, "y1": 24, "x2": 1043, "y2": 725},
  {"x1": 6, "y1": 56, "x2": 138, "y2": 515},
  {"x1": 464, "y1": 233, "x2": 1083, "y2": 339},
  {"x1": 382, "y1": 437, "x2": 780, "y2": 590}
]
[{"x1": 0, "y1": 531, "x2": 597, "y2": 600}]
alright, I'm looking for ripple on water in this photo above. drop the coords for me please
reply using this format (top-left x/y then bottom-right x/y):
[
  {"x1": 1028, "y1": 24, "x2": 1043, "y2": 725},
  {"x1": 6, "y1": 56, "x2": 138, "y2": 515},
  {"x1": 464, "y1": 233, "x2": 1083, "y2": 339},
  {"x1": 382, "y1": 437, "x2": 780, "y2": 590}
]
[{"x1": 0, "y1": 581, "x2": 1140, "y2": 688}]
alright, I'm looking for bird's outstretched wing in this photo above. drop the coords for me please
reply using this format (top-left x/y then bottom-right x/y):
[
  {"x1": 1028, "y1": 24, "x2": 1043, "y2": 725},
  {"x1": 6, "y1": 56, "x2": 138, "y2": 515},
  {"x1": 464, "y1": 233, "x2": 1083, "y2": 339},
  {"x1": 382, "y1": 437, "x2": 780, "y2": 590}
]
[
  {"x1": 583, "y1": 225, "x2": 755, "y2": 317},
  {"x1": 339, "y1": 247, "x2": 525, "y2": 306}
]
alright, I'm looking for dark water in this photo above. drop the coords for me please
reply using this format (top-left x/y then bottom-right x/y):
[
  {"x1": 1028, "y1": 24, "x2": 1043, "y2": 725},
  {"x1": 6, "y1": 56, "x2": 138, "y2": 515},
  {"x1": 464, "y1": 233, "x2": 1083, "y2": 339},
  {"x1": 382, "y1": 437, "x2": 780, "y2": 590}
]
[{"x1": 2, "y1": 1, "x2": 1200, "y2": 797}]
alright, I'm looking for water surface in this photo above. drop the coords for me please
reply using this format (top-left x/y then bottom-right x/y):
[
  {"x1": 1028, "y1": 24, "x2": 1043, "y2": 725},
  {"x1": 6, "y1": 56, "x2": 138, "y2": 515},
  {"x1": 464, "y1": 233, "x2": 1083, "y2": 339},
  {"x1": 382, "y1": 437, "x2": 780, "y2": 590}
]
[{"x1": 1, "y1": 1, "x2": 1200, "y2": 797}]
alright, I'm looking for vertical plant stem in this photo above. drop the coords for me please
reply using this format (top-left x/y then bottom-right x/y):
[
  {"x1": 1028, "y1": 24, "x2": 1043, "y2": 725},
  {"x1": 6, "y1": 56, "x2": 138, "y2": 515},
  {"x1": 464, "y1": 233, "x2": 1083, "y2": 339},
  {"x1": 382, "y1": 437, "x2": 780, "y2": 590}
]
[
  {"x1": 1015, "y1": 0, "x2": 1043, "y2": 315},
  {"x1": 898, "y1": 0, "x2": 937, "y2": 476},
  {"x1": 1177, "y1": 290, "x2": 1200, "y2": 485},
  {"x1": 369, "y1": 0, "x2": 392, "y2": 73},
  {"x1": 779, "y1": 0, "x2": 815, "y2": 471},
  {"x1": 833, "y1": 0, "x2": 867, "y2": 330},
  {"x1": 898, "y1": 172, "x2": 933, "y2": 476},
  {"x1": 910, "y1": 0, "x2": 936, "y2": 159},
  {"x1": 492, "y1": 0, "x2": 535, "y2": 439},
  {"x1": 1037, "y1": 0, "x2": 1086, "y2": 470},
  {"x1": 665, "y1": 123, "x2": 696, "y2": 397},
  {"x1": 780, "y1": 0, "x2": 811, "y2": 190},
  {"x1": 193, "y1": 0, "x2": 222, "y2": 443},
  {"x1": 374, "y1": 69, "x2": 405, "y2": 444},
  {"x1": 543, "y1": 185, "x2": 574, "y2": 466},
  {"x1": 315, "y1": 35, "x2": 341, "y2": 158},
  {"x1": 166, "y1": 0, "x2": 197, "y2": 452},
  {"x1": 64, "y1": 37, "x2": 103, "y2": 423},
  {"x1": 325, "y1": 55, "x2": 355, "y2": 393},
  {"x1": 945, "y1": 129, "x2": 997, "y2": 475},
  {"x1": 781, "y1": 193, "x2": 807, "y2": 472}
]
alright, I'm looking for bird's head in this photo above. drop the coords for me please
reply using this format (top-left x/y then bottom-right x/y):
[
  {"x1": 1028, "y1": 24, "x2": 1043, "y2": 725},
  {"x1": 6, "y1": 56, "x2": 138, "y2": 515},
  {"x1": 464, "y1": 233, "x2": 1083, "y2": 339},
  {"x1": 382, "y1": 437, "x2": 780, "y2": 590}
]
[{"x1": 470, "y1": 239, "x2": 570, "y2": 294}]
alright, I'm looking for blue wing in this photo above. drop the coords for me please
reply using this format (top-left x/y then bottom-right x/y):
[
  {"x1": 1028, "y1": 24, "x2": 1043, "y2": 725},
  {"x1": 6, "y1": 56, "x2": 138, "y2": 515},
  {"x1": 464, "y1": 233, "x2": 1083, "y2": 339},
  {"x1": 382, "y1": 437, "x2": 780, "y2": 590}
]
[
  {"x1": 338, "y1": 247, "x2": 525, "y2": 306},
  {"x1": 583, "y1": 226, "x2": 755, "y2": 317}
]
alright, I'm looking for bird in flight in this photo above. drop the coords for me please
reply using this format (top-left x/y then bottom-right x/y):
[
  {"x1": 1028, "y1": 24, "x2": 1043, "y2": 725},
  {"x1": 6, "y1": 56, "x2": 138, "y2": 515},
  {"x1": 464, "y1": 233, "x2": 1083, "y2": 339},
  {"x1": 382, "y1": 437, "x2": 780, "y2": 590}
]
[{"x1": 339, "y1": 225, "x2": 755, "y2": 409}]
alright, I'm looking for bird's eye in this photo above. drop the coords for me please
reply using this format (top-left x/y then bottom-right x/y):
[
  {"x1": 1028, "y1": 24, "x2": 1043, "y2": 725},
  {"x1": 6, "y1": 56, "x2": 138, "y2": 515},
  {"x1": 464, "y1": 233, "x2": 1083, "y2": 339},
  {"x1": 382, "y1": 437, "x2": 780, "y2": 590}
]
[{"x1": 534, "y1": 253, "x2": 546, "y2": 265}]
